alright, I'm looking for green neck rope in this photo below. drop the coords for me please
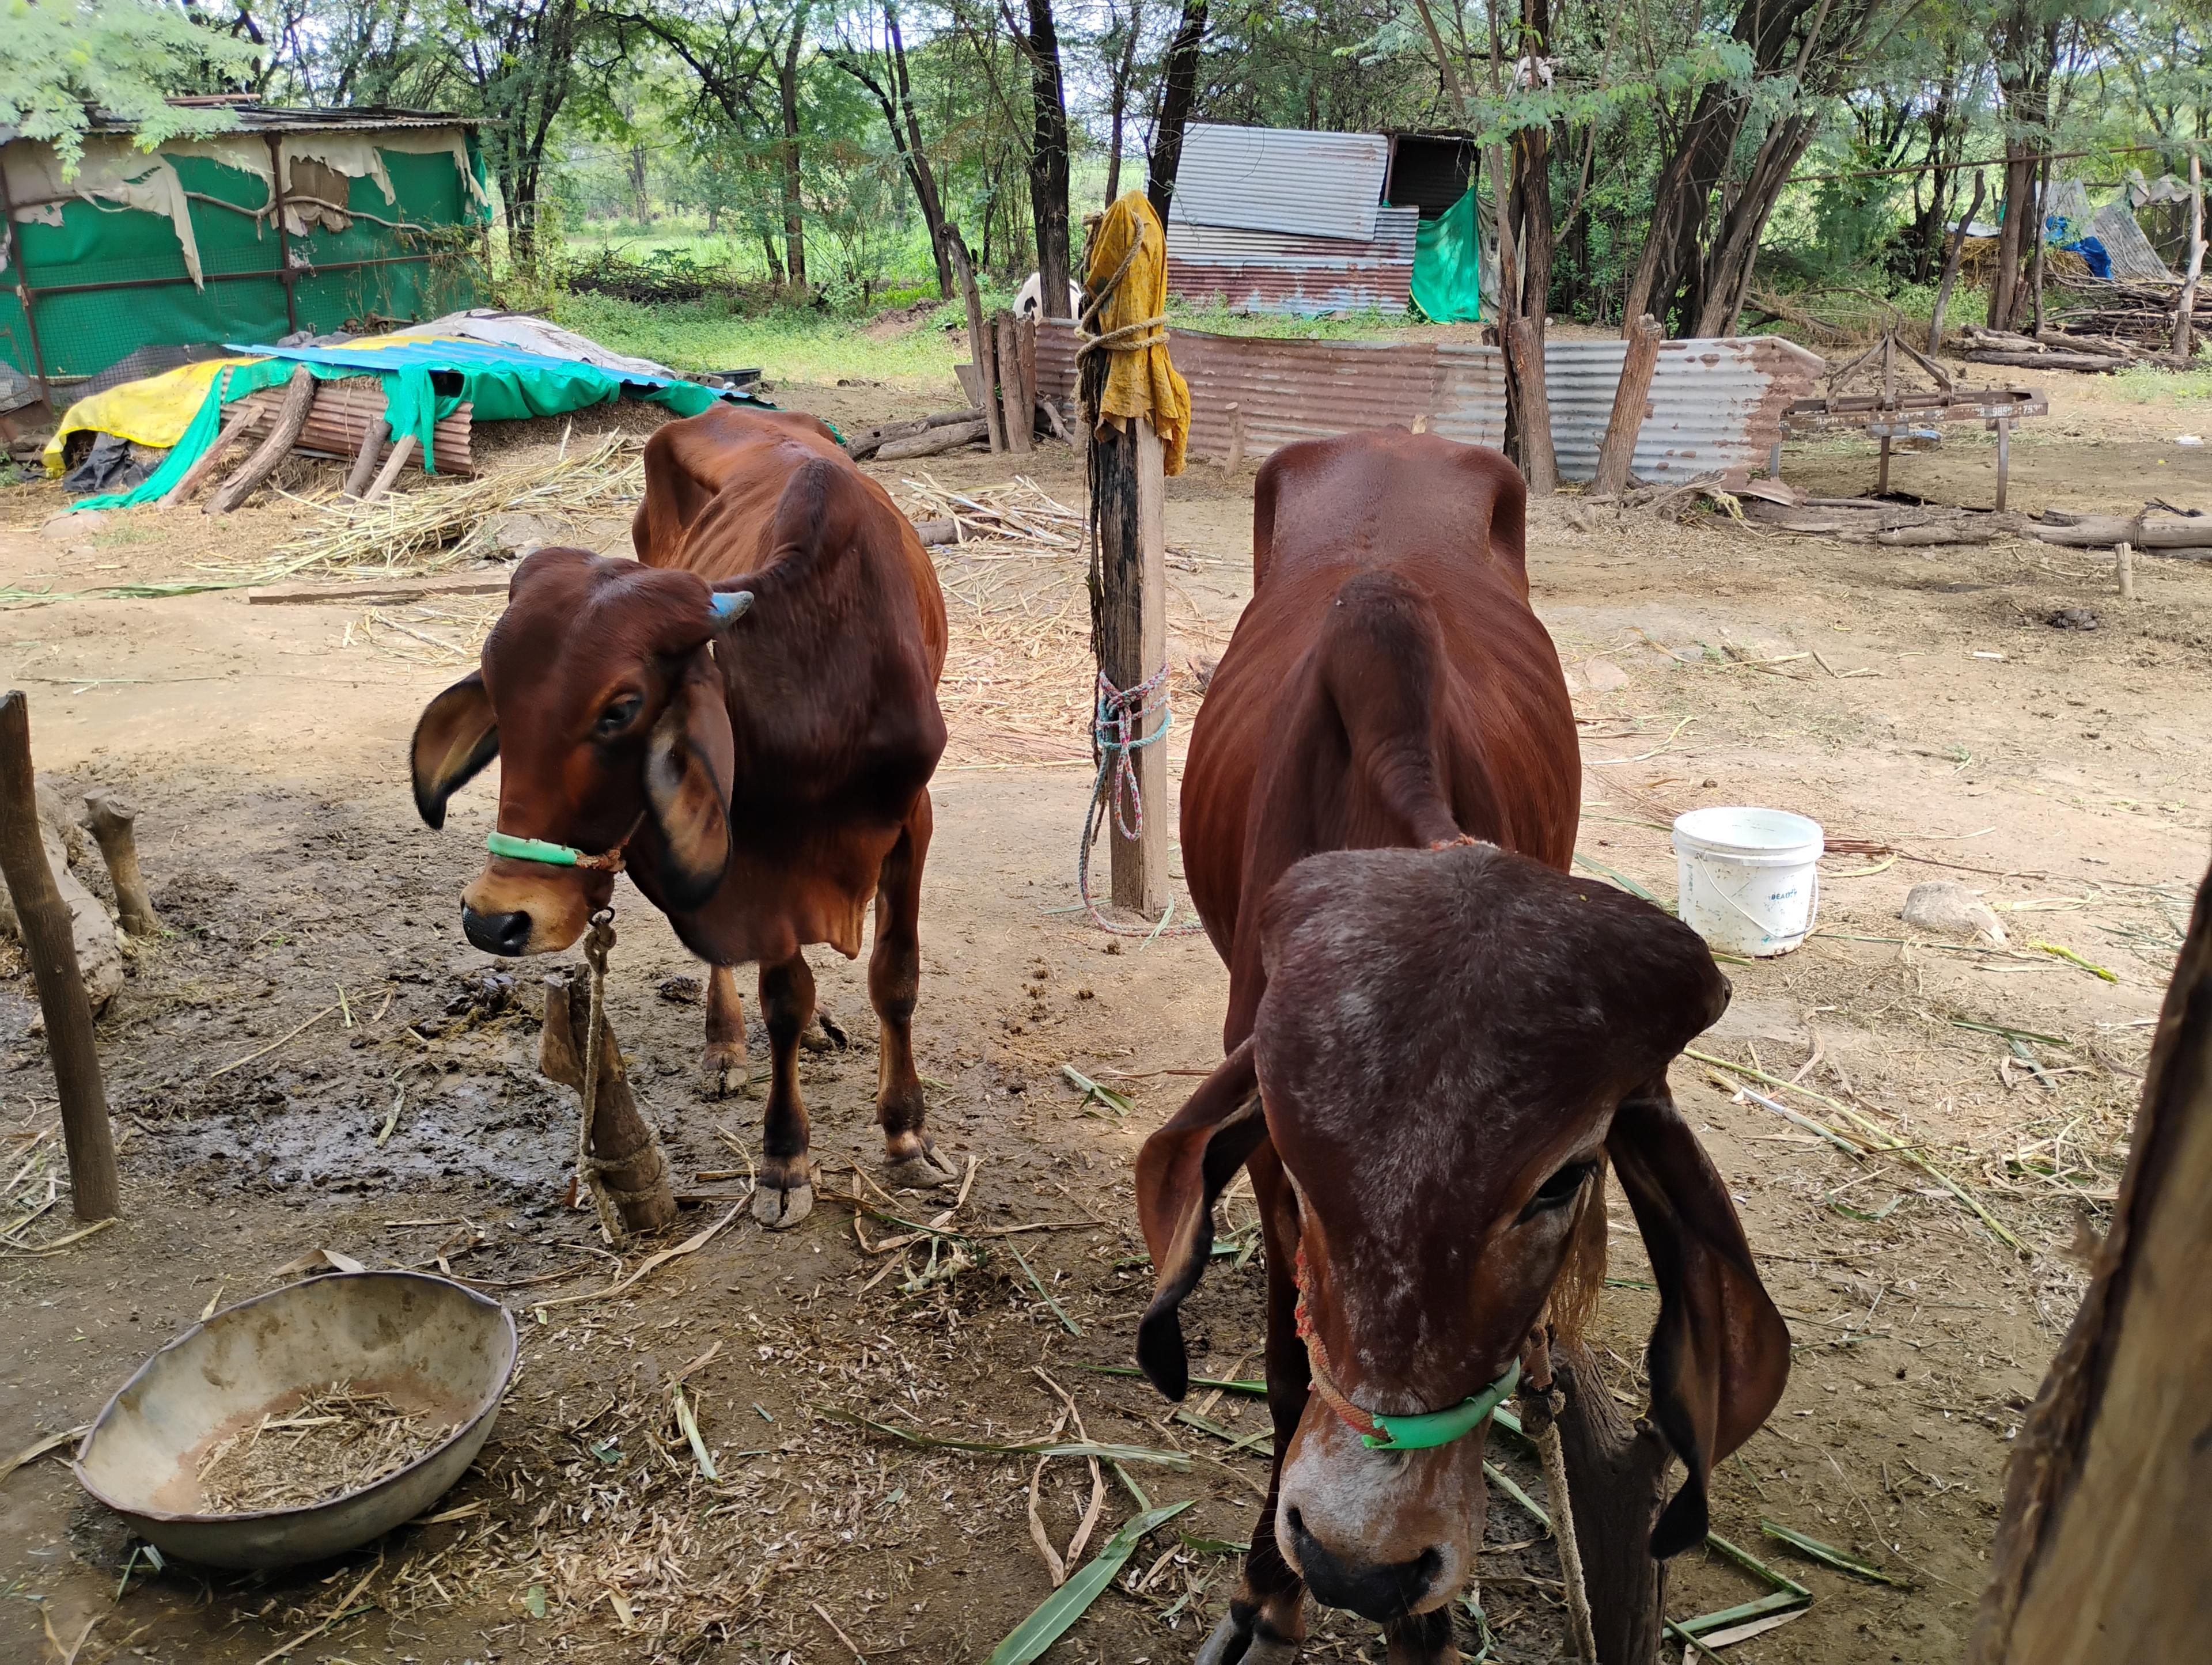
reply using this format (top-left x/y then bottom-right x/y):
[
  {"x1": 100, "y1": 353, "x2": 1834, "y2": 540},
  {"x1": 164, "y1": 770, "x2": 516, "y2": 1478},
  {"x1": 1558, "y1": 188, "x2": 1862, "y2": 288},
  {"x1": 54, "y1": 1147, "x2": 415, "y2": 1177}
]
[{"x1": 484, "y1": 831, "x2": 628, "y2": 873}]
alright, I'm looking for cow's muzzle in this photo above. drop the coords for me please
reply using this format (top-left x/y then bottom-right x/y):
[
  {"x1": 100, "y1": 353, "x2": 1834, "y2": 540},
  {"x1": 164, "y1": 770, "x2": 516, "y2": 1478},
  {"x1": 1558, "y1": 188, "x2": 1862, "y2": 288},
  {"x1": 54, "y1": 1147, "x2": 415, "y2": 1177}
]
[
  {"x1": 462, "y1": 905, "x2": 535, "y2": 957},
  {"x1": 1285, "y1": 1506, "x2": 1444, "y2": 1622}
]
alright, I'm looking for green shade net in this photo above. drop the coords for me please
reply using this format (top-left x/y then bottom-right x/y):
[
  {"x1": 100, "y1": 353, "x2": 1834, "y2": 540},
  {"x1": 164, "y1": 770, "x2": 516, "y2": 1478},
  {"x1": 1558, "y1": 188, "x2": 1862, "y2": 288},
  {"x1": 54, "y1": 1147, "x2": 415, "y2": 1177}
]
[{"x1": 1411, "y1": 187, "x2": 1484, "y2": 324}]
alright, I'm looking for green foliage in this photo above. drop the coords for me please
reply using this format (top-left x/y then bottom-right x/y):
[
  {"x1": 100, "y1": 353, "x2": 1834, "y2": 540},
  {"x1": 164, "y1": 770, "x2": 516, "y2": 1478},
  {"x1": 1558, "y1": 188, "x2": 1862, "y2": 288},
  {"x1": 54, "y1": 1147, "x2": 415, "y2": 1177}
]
[
  {"x1": 0, "y1": 0, "x2": 262, "y2": 176},
  {"x1": 550, "y1": 286, "x2": 976, "y2": 385}
]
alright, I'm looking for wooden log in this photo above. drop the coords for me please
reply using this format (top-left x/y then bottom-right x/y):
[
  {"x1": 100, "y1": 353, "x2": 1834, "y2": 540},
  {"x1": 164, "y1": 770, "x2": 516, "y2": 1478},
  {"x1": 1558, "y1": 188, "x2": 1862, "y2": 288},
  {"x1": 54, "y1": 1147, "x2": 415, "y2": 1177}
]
[
  {"x1": 874, "y1": 419, "x2": 990, "y2": 462},
  {"x1": 79, "y1": 791, "x2": 156, "y2": 938},
  {"x1": 2029, "y1": 514, "x2": 2212, "y2": 549},
  {"x1": 1092, "y1": 415, "x2": 1170, "y2": 916},
  {"x1": 342, "y1": 416, "x2": 391, "y2": 498},
  {"x1": 1017, "y1": 313, "x2": 1039, "y2": 430},
  {"x1": 0, "y1": 693, "x2": 118, "y2": 1221},
  {"x1": 1592, "y1": 314, "x2": 1662, "y2": 496},
  {"x1": 241, "y1": 385, "x2": 472, "y2": 476},
  {"x1": 912, "y1": 518, "x2": 959, "y2": 546},
  {"x1": 1225, "y1": 403, "x2": 1246, "y2": 473},
  {"x1": 360, "y1": 431, "x2": 419, "y2": 504},
  {"x1": 540, "y1": 968, "x2": 677, "y2": 1235},
  {"x1": 847, "y1": 408, "x2": 986, "y2": 461},
  {"x1": 1506, "y1": 316, "x2": 1558, "y2": 494},
  {"x1": 1036, "y1": 396, "x2": 1073, "y2": 445},
  {"x1": 2117, "y1": 540, "x2": 2135, "y2": 600},
  {"x1": 998, "y1": 310, "x2": 1033, "y2": 454},
  {"x1": 205, "y1": 365, "x2": 317, "y2": 513},
  {"x1": 248, "y1": 572, "x2": 512, "y2": 606},
  {"x1": 157, "y1": 378, "x2": 261, "y2": 509},
  {"x1": 1962, "y1": 350, "x2": 2126, "y2": 371},
  {"x1": 1969, "y1": 856, "x2": 2212, "y2": 1664}
]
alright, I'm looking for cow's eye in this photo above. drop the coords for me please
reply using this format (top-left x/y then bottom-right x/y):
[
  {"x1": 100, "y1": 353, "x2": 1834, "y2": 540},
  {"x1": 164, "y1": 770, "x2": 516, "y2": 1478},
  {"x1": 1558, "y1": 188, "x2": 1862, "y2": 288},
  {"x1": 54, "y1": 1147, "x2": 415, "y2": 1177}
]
[
  {"x1": 596, "y1": 695, "x2": 642, "y2": 735},
  {"x1": 1518, "y1": 1160, "x2": 1593, "y2": 1222}
]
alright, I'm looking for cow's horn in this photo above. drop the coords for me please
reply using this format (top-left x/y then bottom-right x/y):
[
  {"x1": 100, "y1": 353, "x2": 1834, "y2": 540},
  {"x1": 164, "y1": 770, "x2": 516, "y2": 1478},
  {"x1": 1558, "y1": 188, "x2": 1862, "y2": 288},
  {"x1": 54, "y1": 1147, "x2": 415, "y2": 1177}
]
[{"x1": 709, "y1": 589, "x2": 753, "y2": 623}]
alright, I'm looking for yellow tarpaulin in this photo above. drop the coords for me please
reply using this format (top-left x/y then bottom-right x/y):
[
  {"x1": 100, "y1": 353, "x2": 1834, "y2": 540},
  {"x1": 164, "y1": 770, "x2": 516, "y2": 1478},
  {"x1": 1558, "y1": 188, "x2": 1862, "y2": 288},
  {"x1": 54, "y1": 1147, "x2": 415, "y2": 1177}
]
[
  {"x1": 1084, "y1": 192, "x2": 1190, "y2": 476},
  {"x1": 43, "y1": 356, "x2": 262, "y2": 475}
]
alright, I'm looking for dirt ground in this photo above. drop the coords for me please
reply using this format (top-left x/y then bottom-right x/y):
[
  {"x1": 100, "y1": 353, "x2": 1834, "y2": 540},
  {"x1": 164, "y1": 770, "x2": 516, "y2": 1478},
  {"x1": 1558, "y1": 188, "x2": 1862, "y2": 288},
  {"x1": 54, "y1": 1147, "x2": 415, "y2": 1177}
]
[{"x1": 0, "y1": 357, "x2": 2206, "y2": 1665}]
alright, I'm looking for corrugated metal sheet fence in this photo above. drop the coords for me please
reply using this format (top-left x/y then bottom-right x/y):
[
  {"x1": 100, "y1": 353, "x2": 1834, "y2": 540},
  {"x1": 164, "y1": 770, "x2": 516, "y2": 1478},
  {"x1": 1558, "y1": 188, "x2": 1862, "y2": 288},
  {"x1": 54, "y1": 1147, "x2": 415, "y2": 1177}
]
[{"x1": 1035, "y1": 324, "x2": 1822, "y2": 483}]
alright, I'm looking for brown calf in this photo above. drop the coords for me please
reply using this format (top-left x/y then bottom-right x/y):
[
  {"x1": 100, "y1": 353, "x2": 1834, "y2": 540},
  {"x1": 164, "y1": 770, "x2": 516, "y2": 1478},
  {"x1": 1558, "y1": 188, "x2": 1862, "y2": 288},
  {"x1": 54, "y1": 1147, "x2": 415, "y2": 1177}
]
[
  {"x1": 410, "y1": 408, "x2": 950, "y2": 1226},
  {"x1": 1139, "y1": 431, "x2": 1790, "y2": 1663}
]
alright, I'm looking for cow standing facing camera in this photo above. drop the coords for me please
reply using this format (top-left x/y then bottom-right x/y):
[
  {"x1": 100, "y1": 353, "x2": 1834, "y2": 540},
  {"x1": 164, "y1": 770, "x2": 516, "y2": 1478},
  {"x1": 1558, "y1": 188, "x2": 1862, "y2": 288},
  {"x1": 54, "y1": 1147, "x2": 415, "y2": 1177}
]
[
  {"x1": 1139, "y1": 430, "x2": 1790, "y2": 1663},
  {"x1": 410, "y1": 407, "x2": 950, "y2": 1228}
]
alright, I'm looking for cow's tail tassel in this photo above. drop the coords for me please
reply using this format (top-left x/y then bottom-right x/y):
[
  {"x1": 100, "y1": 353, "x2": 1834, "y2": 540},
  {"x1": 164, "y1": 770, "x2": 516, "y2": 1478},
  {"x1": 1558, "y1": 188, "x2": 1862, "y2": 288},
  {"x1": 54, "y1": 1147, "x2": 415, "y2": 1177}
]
[{"x1": 1521, "y1": 1338, "x2": 1600, "y2": 1665}]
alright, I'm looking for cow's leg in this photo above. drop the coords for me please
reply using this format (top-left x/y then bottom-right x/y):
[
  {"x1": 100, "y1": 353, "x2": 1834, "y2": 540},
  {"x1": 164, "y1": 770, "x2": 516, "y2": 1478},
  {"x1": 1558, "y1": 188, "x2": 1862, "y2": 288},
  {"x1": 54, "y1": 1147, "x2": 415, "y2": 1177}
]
[
  {"x1": 752, "y1": 949, "x2": 816, "y2": 1228},
  {"x1": 699, "y1": 964, "x2": 750, "y2": 1098},
  {"x1": 1380, "y1": 1609, "x2": 1456, "y2": 1664},
  {"x1": 872, "y1": 793, "x2": 955, "y2": 1186},
  {"x1": 1198, "y1": 1147, "x2": 1308, "y2": 1665}
]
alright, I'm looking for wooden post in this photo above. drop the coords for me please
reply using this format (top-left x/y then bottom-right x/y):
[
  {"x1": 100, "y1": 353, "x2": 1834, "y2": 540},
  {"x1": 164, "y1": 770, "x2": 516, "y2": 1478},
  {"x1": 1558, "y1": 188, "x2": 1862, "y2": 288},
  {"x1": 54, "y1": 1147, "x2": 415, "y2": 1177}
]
[
  {"x1": 206, "y1": 365, "x2": 316, "y2": 514},
  {"x1": 1225, "y1": 403, "x2": 1246, "y2": 473},
  {"x1": 79, "y1": 791, "x2": 156, "y2": 938},
  {"x1": 342, "y1": 416, "x2": 391, "y2": 499},
  {"x1": 945, "y1": 230, "x2": 1006, "y2": 453},
  {"x1": 1995, "y1": 416, "x2": 2012, "y2": 511},
  {"x1": 2117, "y1": 541, "x2": 2135, "y2": 601},
  {"x1": 1878, "y1": 432, "x2": 1893, "y2": 495},
  {"x1": 540, "y1": 969, "x2": 677, "y2": 1235},
  {"x1": 1591, "y1": 314, "x2": 1661, "y2": 496},
  {"x1": 2176, "y1": 154, "x2": 2203, "y2": 367},
  {"x1": 997, "y1": 310, "x2": 1033, "y2": 454},
  {"x1": 0, "y1": 692, "x2": 118, "y2": 1221},
  {"x1": 360, "y1": 431, "x2": 419, "y2": 504},
  {"x1": 1505, "y1": 317, "x2": 1558, "y2": 493},
  {"x1": 1091, "y1": 416, "x2": 1171, "y2": 917},
  {"x1": 1017, "y1": 312, "x2": 1039, "y2": 425}
]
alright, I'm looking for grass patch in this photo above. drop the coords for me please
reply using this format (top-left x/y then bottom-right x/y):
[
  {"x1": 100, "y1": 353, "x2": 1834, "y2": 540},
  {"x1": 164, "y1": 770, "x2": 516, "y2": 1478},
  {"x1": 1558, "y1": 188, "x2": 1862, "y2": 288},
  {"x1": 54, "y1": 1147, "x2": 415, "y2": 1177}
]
[
  {"x1": 2100, "y1": 359, "x2": 2212, "y2": 405},
  {"x1": 549, "y1": 290, "x2": 979, "y2": 389},
  {"x1": 1166, "y1": 301, "x2": 1428, "y2": 340}
]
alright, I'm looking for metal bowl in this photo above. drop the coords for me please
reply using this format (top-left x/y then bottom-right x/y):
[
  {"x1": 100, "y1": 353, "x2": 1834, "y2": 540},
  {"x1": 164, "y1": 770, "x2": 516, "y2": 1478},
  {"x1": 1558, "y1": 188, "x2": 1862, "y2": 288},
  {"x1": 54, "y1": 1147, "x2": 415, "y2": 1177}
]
[{"x1": 75, "y1": 1270, "x2": 517, "y2": 1569}]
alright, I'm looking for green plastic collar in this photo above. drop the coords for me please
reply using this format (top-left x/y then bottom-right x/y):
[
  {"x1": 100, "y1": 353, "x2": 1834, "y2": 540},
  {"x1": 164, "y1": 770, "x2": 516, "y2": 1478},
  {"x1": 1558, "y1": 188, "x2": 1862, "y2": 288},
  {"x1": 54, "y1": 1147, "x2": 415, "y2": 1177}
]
[
  {"x1": 1361, "y1": 1359, "x2": 1522, "y2": 1451},
  {"x1": 486, "y1": 832, "x2": 583, "y2": 867}
]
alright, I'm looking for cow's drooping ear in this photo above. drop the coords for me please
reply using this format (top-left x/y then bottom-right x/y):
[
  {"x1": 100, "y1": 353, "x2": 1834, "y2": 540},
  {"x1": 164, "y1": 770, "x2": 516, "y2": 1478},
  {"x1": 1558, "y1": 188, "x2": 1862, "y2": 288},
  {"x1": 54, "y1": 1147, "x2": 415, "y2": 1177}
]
[
  {"x1": 1134, "y1": 1039, "x2": 1267, "y2": 1401},
  {"x1": 411, "y1": 670, "x2": 498, "y2": 829},
  {"x1": 1608, "y1": 1076, "x2": 1791, "y2": 1558},
  {"x1": 643, "y1": 649, "x2": 736, "y2": 910}
]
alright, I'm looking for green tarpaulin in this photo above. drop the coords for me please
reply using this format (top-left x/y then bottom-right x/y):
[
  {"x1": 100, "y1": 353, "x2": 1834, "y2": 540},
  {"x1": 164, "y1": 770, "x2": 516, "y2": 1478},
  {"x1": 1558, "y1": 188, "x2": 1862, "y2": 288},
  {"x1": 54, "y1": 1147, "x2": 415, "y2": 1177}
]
[
  {"x1": 1411, "y1": 187, "x2": 1484, "y2": 324},
  {"x1": 73, "y1": 336, "x2": 732, "y2": 511}
]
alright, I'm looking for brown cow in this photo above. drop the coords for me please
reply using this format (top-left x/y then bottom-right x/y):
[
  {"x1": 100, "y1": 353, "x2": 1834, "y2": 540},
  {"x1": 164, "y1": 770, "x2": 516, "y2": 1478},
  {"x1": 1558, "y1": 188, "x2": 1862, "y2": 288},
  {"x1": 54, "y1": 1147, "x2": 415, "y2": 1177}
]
[
  {"x1": 410, "y1": 407, "x2": 950, "y2": 1227},
  {"x1": 1135, "y1": 431, "x2": 1790, "y2": 1664}
]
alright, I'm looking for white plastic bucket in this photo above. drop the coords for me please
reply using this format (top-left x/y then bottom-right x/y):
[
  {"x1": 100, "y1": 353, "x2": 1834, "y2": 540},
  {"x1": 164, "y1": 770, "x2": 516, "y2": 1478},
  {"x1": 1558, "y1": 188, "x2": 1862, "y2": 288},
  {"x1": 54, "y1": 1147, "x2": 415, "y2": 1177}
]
[{"x1": 1671, "y1": 806, "x2": 1824, "y2": 957}]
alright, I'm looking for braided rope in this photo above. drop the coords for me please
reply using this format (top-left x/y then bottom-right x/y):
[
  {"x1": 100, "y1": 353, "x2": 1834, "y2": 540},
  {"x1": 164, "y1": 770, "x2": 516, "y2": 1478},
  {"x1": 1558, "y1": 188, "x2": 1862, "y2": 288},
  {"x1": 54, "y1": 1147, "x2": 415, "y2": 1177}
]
[
  {"x1": 1293, "y1": 1242, "x2": 1386, "y2": 1440},
  {"x1": 1076, "y1": 666, "x2": 1204, "y2": 938}
]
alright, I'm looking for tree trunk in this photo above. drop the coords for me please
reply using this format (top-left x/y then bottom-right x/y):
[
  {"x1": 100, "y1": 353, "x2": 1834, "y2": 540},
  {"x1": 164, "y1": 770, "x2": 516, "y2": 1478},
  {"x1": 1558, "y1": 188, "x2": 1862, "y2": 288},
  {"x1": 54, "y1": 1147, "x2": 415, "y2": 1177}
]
[
  {"x1": 1692, "y1": 114, "x2": 1817, "y2": 339},
  {"x1": 778, "y1": 12, "x2": 809, "y2": 291},
  {"x1": 1024, "y1": 0, "x2": 1073, "y2": 318},
  {"x1": 2175, "y1": 154, "x2": 2203, "y2": 365},
  {"x1": 1146, "y1": 0, "x2": 1209, "y2": 225},
  {"x1": 888, "y1": 3, "x2": 952, "y2": 297},
  {"x1": 1104, "y1": 1, "x2": 1142, "y2": 207},
  {"x1": 1930, "y1": 169, "x2": 1987, "y2": 353},
  {"x1": 1971, "y1": 856, "x2": 2212, "y2": 1664}
]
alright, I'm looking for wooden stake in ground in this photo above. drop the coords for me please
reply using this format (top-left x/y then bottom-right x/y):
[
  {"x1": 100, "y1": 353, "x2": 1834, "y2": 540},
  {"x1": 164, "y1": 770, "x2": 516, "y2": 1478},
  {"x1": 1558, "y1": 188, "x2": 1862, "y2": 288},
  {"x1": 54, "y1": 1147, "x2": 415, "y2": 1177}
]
[
  {"x1": 1969, "y1": 855, "x2": 2212, "y2": 1664},
  {"x1": 997, "y1": 310, "x2": 1033, "y2": 456},
  {"x1": 1089, "y1": 414, "x2": 1171, "y2": 917},
  {"x1": 0, "y1": 692, "x2": 119, "y2": 1221},
  {"x1": 2116, "y1": 540, "x2": 2135, "y2": 601},
  {"x1": 2175, "y1": 154, "x2": 2204, "y2": 367},
  {"x1": 79, "y1": 791, "x2": 156, "y2": 937},
  {"x1": 206, "y1": 365, "x2": 316, "y2": 514},
  {"x1": 359, "y1": 431, "x2": 419, "y2": 505},
  {"x1": 1591, "y1": 314, "x2": 1661, "y2": 496},
  {"x1": 540, "y1": 949, "x2": 676, "y2": 1238}
]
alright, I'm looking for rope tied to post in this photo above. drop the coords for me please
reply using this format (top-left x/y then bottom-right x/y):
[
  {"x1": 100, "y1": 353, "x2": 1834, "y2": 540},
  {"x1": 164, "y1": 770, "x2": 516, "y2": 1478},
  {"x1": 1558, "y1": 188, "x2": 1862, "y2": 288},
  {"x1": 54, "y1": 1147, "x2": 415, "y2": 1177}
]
[
  {"x1": 1076, "y1": 665, "x2": 1202, "y2": 938},
  {"x1": 573, "y1": 909, "x2": 627, "y2": 1246}
]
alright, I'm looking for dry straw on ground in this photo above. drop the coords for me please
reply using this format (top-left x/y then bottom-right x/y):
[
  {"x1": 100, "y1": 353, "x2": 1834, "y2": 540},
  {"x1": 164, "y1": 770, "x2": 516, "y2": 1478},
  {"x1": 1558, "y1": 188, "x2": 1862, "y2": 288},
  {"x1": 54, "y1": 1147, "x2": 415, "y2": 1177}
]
[{"x1": 198, "y1": 1384, "x2": 453, "y2": 1514}]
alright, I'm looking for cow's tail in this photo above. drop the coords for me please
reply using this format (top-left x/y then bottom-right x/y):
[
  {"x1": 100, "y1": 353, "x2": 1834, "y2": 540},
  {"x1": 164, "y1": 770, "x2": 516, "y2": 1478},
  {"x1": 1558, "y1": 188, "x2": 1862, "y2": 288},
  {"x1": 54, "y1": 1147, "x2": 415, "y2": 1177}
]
[{"x1": 1311, "y1": 568, "x2": 1472, "y2": 849}]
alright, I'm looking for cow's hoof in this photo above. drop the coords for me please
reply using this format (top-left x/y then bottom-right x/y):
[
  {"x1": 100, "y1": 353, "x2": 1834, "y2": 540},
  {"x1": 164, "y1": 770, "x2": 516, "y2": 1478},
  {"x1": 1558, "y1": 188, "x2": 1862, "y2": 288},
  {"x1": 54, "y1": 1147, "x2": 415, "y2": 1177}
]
[
  {"x1": 699, "y1": 1049, "x2": 752, "y2": 1100},
  {"x1": 1195, "y1": 1613, "x2": 1300, "y2": 1665},
  {"x1": 885, "y1": 1148, "x2": 960, "y2": 1189},
  {"x1": 752, "y1": 1178, "x2": 815, "y2": 1230},
  {"x1": 799, "y1": 1009, "x2": 847, "y2": 1054}
]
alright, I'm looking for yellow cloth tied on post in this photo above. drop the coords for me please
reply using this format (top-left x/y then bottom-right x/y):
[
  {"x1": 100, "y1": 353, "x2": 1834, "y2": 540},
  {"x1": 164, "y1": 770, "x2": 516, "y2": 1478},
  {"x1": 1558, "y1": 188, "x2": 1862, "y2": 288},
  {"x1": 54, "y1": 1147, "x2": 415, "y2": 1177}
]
[{"x1": 1082, "y1": 192, "x2": 1190, "y2": 476}]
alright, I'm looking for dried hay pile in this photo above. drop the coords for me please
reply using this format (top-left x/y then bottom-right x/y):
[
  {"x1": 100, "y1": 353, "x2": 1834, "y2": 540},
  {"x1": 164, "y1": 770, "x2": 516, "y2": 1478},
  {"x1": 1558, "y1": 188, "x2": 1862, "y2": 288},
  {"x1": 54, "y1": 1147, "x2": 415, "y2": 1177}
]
[
  {"x1": 258, "y1": 435, "x2": 643, "y2": 585},
  {"x1": 198, "y1": 1384, "x2": 453, "y2": 1514}
]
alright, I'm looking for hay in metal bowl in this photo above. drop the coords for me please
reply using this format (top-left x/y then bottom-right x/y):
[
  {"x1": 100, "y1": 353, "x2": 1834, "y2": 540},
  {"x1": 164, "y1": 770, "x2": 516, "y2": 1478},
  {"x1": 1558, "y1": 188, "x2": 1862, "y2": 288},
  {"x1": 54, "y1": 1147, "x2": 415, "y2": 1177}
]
[{"x1": 75, "y1": 1270, "x2": 517, "y2": 1570}]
